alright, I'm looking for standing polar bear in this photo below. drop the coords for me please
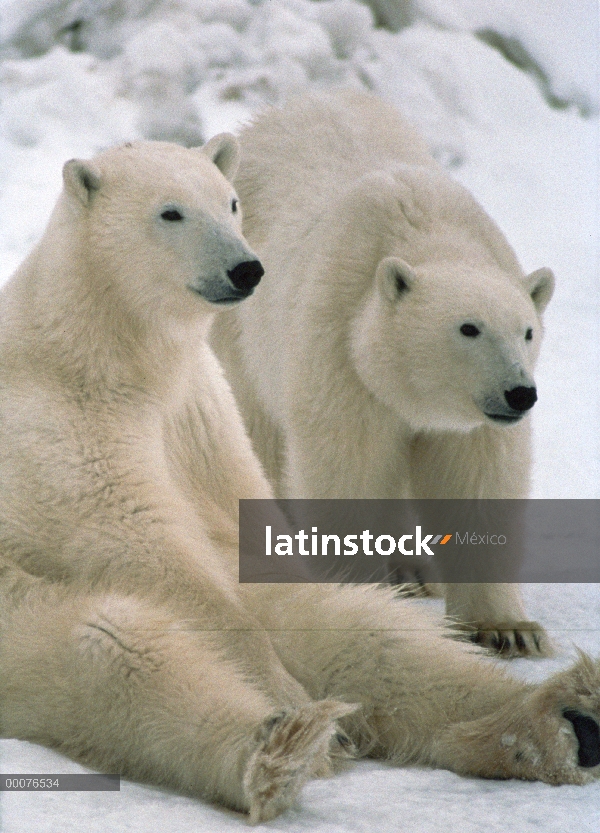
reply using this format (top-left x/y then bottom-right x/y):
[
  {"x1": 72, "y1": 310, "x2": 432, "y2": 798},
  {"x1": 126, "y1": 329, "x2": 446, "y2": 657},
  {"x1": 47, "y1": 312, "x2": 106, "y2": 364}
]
[
  {"x1": 211, "y1": 89, "x2": 555, "y2": 655},
  {"x1": 1, "y1": 135, "x2": 599, "y2": 825}
]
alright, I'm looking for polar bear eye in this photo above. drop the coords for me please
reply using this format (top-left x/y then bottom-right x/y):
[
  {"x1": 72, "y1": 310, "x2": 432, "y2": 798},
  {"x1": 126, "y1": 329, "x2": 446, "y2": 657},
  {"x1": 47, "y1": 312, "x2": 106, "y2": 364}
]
[
  {"x1": 460, "y1": 324, "x2": 480, "y2": 337},
  {"x1": 231, "y1": 198, "x2": 238, "y2": 214},
  {"x1": 525, "y1": 328, "x2": 533, "y2": 341},
  {"x1": 161, "y1": 208, "x2": 184, "y2": 222}
]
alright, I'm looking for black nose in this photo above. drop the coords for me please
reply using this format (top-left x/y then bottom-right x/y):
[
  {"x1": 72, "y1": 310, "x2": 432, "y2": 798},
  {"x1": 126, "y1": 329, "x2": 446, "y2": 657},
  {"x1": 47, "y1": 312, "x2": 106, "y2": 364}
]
[
  {"x1": 227, "y1": 260, "x2": 264, "y2": 293},
  {"x1": 504, "y1": 385, "x2": 537, "y2": 412}
]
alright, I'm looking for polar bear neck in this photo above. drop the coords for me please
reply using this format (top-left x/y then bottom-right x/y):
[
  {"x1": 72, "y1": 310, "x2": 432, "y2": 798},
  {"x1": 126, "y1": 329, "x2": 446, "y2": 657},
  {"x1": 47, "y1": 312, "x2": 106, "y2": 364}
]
[{"x1": 0, "y1": 200, "x2": 210, "y2": 403}]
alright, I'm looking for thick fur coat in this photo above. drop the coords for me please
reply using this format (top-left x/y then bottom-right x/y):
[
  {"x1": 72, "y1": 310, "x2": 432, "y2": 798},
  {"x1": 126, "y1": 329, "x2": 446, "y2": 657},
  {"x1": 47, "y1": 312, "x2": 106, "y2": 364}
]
[
  {"x1": 211, "y1": 90, "x2": 556, "y2": 653},
  {"x1": 0, "y1": 135, "x2": 598, "y2": 823}
]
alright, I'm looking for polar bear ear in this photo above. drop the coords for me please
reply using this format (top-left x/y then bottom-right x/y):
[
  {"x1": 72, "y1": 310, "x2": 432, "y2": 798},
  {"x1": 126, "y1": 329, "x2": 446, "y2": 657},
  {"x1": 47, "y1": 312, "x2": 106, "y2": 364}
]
[
  {"x1": 524, "y1": 267, "x2": 555, "y2": 314},
  {"x1": 201, "y1": 133, "x2": 240, "y2": 181},
  {"x1": 63, "y1": 159, "x2": 102, "y2": 207},
  {"x1": 376, "y1": 257, "x2": 417, "y2": 303}
]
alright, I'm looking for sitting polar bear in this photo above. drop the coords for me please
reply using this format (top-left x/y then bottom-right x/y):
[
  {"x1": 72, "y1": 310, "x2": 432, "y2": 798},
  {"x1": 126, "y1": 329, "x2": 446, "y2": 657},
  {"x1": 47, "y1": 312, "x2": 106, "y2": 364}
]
[
  {"x1": 0, "y1": 136, "x2": 598, "y2": 824},
  {"x1": 211, "y1": 89, "x2": 556, "y2": 656}
]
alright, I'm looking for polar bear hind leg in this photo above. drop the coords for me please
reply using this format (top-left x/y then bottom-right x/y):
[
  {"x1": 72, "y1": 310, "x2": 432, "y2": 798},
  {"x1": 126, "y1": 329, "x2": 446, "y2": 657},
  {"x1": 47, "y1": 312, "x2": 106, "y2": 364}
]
[
  {"x1": 247, "y1": 583, "x2": 600, "y2": 785},
  {"x1": 0, "y1": 558, "x2": 351, "y2": 822}
]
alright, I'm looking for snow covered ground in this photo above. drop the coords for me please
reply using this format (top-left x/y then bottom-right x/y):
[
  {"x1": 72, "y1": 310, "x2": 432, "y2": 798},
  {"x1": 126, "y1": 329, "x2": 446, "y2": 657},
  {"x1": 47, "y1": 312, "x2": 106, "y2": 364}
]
[{"x1": 0, "y1": 1, "x2": 599, "y2": 831}]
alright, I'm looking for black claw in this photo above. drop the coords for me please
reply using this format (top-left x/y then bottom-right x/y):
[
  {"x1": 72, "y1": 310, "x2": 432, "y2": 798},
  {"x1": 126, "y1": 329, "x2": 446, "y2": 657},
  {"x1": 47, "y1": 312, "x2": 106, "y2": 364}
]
[
  {"x1": 258, "y1": 711, "x2": 287, "y2": 739},
  {"x1": 389, "y1": 569, "x2": 404, "y2": 586},
  {"x1": 413, "y1": 570, "x2": 425, "y2": 587},
  {"x1": 563, "y1": 710, "x2": 600, "y2": 767},
  {"x1": 335, "y1": 731, "x2": 351, "y2": 748},
  {"x1": 515, "y1": 631, "x2": 526, "y2": 651}
]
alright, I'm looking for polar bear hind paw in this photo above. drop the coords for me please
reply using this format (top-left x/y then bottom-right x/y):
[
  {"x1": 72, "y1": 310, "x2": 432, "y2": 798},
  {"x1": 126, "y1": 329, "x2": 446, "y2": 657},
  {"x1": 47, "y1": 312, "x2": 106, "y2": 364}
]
[
  {"x1": 533, "y1": 652, "x2": 600, "y2": 782},
  {"x1": 437, "y1": 653, "x2": 600, "y2": 784},
  {"x1": 563, "y1": 709, "x2": 600, "y2": 768},
  {"x1": 243, "y1": 701, "x2": 357, "y2": 824}
]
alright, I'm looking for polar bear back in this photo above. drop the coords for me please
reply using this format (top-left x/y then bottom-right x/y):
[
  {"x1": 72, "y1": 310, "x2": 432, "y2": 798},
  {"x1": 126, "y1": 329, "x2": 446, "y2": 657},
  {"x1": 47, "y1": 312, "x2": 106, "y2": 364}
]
[
  {"x1": 220, "y1": 92, "x2": 530, "y2": 426},
  {"x1": 236, "y1": 89, "x2": 437, "y2": 248}
]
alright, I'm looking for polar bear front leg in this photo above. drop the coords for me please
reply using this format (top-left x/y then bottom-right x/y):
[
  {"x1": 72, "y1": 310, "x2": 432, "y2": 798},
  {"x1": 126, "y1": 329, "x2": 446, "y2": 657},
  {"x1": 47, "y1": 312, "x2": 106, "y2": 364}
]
[
  {"x1": 409, "y1": 426, "x2": 550, "y2": 656},
  {"x1": 282, "y1": 398, "x2": 411, "y2": 501},
  {"x1": 442, "y1": 582, "x2": 551, "y2": 657}
]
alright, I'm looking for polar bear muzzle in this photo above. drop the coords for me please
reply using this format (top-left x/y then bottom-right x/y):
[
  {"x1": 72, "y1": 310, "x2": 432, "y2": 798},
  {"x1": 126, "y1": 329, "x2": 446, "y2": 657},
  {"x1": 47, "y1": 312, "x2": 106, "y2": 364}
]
[
  {"x1": 504, "y1": 385, "x2": 537, "y2": 412},
  {"x1": 199, "y1": 258, "x2": 264, "y2": 305},
  {"x1": 485, "y1": 385, "x2": 537, "y2": 423},
  {"x1": 226, "y1": 260, "x2": 264, "y2": 296}
]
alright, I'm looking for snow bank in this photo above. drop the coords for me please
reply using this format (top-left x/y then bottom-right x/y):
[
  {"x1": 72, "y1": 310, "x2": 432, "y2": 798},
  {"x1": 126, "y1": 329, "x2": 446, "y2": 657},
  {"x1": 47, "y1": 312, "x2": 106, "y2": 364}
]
[{"x1": 0, "y1": 0, "x2": 596, "y2": 280}]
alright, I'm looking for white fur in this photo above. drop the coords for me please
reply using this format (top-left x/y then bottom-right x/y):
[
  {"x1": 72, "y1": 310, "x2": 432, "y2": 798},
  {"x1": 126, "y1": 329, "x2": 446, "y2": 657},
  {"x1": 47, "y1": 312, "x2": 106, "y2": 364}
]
[
  {"x1": 211, "y1": 90, "x2": 555, "y2": 652},
  {"x1": 1, "y1": 136, "x2": 598, "y2": 824}
]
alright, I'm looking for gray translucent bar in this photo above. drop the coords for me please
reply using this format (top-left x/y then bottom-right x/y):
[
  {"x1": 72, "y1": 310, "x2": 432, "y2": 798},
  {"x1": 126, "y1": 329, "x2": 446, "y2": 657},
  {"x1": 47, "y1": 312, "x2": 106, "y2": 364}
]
[
  {"x1": 239, "y1": 499, "x2": 600, "y2": 583},
  {"x1": 0, "y1": 774, "x2": 120, "y2": 791}
]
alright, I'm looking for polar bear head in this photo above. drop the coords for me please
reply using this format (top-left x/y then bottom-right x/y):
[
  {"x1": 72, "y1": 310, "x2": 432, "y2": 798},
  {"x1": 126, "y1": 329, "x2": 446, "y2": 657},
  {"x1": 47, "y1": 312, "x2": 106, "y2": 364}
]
[
  {"x1": 349, "y1": 168, "x2": 555, "y2": 432},
  {"x1": 61, "y1": 135, "x2": 263, "y2": 320}
]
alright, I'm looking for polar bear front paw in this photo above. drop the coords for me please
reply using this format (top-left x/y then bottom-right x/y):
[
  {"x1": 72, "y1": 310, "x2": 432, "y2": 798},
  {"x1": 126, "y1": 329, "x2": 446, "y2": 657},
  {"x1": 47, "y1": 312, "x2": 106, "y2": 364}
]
[{"x1": 460, "y1": 620, "x2": 552, "y2": 658}]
